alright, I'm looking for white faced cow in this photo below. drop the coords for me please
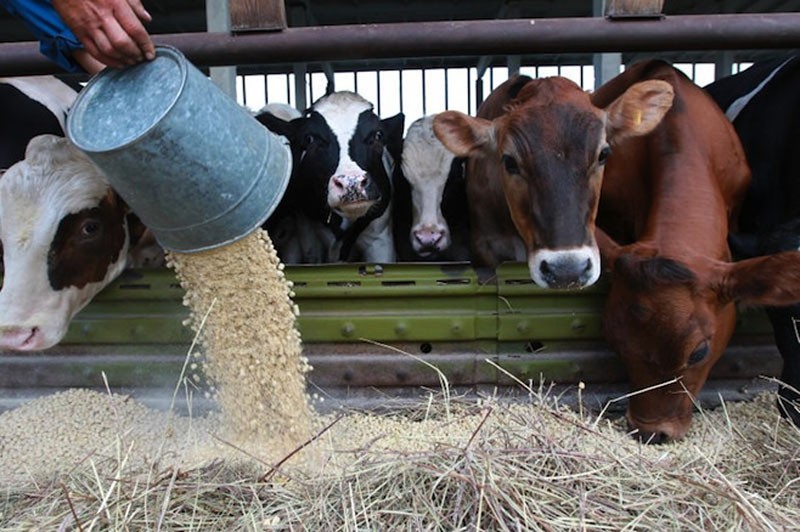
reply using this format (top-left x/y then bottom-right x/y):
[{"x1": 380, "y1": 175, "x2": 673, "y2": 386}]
[
  {"x1": 394, "y1": 114, "x2": 470, "y2": 261},
  {"x1": 257, "y1": 91, "x2": 404, "y2": 263},
  {"x1": 0, "y1": 135, "x2": 134, "y2": 351}
]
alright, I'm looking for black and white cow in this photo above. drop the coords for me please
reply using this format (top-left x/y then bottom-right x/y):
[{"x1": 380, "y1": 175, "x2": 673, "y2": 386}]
[
  {"x1": 255, "y1": 103, "x2": 335, "y2": 264},
  {"x1": 0, "y1": 77, "x2": 160, "y2": 351},
  {"x1": 705, "y1": 54, "x2": 800, "y2": 425},
  {"x1": 256, "y1": 91, "x2": 404, "y2": 263},
  {"x1": 0, "y1": 75, "x2": 76, "y2": 168},
  {"x1": 393, "y1": 114, "x2": 470, "y2": 262}
]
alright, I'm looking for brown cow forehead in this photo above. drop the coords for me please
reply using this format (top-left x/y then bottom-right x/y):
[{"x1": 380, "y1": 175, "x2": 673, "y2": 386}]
[
  {"x1": 616, "y1": 254, "x2": 697, "y2": 291},
  {"x1": 499, "y1": 103, "x2": 605, "y2": 155},
  {"x1": 514, "y1": 76, "x2": 586, "y2": 104}
]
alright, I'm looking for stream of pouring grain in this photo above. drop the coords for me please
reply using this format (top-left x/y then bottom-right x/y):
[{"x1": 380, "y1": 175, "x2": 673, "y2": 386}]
[{"x1": 166, "y1": 229, "x2": 314, "y2": 461}]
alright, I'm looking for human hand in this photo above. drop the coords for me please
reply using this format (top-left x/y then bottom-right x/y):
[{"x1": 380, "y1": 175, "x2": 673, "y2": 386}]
[{"x1": 51, "y1": 0, "x2": 156, "y2": 69}]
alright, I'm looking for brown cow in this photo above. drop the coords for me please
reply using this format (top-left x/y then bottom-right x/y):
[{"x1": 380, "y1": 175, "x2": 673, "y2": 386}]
[
  {"x1": 433, "y1": 73, "x2": 673, "y2": 288},
  {"x1": 594, "y1": 59, "x2": 800, "y2": 442}
]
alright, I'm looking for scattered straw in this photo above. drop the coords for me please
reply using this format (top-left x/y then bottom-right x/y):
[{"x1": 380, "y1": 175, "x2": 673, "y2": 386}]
[{"x1": 0, "y1": 388, "x2": 798, "y2": 530}]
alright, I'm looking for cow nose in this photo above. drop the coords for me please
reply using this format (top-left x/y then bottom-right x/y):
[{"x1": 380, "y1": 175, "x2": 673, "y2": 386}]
[
  {"x1": 0, "y1": 326, "x2": 41, "y2": 351},
  {"x1": 413, "y1": 228, "x2": 444, "y2": 250},
  {"x1": 539, "y1": 256, "x2": 593, "y2": 289},
  {"x1": 332, "y1": 174, "x2": 367, "y2": 193}
]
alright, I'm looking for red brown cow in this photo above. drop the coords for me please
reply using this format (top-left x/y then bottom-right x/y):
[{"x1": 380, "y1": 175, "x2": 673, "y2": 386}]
[
  {"x1": 433, "y1": 73, "x2": 673, "y2": 288},
  {"x1": 593, "y1": 60, "x2": 800, "y2": 442}
]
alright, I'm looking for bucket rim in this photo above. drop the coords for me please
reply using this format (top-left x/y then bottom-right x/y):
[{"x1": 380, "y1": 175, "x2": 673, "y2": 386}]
[{"x1": 66, "y1": 45, "x2": 188, "y2": 154}]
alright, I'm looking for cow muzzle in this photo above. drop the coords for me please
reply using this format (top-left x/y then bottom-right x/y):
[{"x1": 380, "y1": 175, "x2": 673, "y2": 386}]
[
  {"x1": 528, "y1": 246, "x2": 600, "y2": 289},
  {"x1": 412, "y1": 224, "x2": 450, "y2": 256},
  {"x1": 0, "y1": 325, "x2": 49, "y2": 351},
  {"x1": 626, "y1": 409, "x2": 692, "y2": 444},
  {"x1": 328, "y1": 173, "x2": 379, "y2": 219}
]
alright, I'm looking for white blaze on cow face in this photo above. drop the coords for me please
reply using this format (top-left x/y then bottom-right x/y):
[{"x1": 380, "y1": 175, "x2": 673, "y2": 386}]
[
  {"x1": 0, "y1": 135, "x2": 129, "y2": 351},
  {"x1": 402, "y1": 115, "x2": 457, "y2": 256},
  {"x1": 313, "y1": 92, "x2": 380, "y2": 220}
]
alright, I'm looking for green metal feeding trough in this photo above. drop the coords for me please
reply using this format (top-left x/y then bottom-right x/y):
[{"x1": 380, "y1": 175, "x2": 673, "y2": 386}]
[{"x1": 22, "y1": 261, "x2": 774, "y2": 396}]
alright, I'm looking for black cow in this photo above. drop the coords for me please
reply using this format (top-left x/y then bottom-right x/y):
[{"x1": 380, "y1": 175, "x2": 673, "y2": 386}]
[
  {"x1": 705, "y1": 54, "x2": 800, "y2": 425},
  {"x1": 257, "y1": 91, "x2": 404, "y2": 263}
]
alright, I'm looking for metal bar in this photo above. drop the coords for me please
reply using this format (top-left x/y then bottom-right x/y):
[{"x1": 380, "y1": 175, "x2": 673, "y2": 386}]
[{"x1": 2, "y1": 14, "x2": 800, "y2": 76}]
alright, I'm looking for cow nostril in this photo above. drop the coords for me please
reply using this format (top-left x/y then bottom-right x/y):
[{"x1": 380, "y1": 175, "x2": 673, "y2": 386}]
[
  {"x1": 582, "y1": 258, "x2": 592, "y2": 274},
  {"x1": 633, "y1": 429, "x2": 669, "y2": 445}
]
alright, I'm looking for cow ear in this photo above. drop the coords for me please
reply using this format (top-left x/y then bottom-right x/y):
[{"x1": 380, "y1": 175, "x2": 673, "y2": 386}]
[
  {"x1": 605, "y1": 79, "x2": 674, "y2": 144},
  {"x1": 717, "y1": 251, "x2": 800, "y2": 306},
  {"x1": 256, "y1": 112, "x2": 295, "y2": 140},
  {"x1": 596, "y1": 229, "x2": 661, "y2": 275},
  {"x1": 432, "y1": 111, "x2": 494, "y2": 158},
  {"x1": 595, "y1": 228, "x2": 623, "y2": 272},
  {"x1": 382, "y1": 113, "x2": 405, "y2": 161}
]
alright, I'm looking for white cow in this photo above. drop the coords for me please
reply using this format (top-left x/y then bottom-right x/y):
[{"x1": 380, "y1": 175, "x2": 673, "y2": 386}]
[{"x1": 396, "y1": 114, "x2": 470, "y2": 261}]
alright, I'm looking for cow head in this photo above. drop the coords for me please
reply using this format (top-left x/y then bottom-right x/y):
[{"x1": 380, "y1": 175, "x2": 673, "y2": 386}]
[
  {"x1": 258, "y1": 92, "x2": 404, "y2": 226},
  {"x1": 599, "y1": 230, "x2": 800, "y2": 442},
  {"x1": 401, "y1": 114, "x2": 464, "y2": 257},
  {"x1": 433, "y1": 77, "x2": 673, "y2": 289},
  {"x1": 0, "y1": 135, "x2": 130, "y2": 351}
]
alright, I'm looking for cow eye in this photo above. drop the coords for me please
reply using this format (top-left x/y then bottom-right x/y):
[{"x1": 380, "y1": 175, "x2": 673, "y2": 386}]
[
  {"x1": 368, "y1": 130, "x2": 385, "y2": 145},
  {"x1": 598, "y1": 145, "x2": 612, "y2": 165},
  {"x1": 688, "y1": 342, "x2": 709, "y2": 366},
  {"x1": 502, "y1": 154, "x2": 520, "y2": 175},
  {"x1": 80, "y1": 219, "x2": 102, "y2": 238}
]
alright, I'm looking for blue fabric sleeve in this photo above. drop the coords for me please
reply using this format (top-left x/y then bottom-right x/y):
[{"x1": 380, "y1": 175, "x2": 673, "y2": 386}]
[{"x1": 0, "y1": 0, "x2": 85, "y2": 72}]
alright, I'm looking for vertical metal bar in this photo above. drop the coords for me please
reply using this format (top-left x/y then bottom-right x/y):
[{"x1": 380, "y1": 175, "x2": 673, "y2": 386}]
[
  {"x1": 240, "y1": 74, "x2": 248, "y2": 107},
  {"x1": 399, "y1": 69, "x2": 405, "y2": 114},
  {"x1": 376, "y1": 70, "x2": 382, "y2": 116},
  {"x1": 286, "y1": 73, "x2": 292, "y2": 108},
  {"x1": 444, "y1": 67, "x2": 449, "y2": 110},
  {"x1": 422, "y1": 68, "x2": 427, "y2": 115},
  {"x1": 467, "y1": 67, "x2": 473, "y2": 115}
]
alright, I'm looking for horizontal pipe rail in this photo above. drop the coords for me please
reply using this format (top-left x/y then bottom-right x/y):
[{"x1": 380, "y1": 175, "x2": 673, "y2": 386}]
[{"x1": 1, "y1": 13, "x2": 799, "y2": 76}]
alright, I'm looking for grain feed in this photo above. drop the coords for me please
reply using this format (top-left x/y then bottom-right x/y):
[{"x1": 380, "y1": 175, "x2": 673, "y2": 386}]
[
  {"x1": 0, "y1": 388, "x2": 216, "y2": 483},
  {"x1": 166, "y1": 229, "x2": 314, "y2": 463}
]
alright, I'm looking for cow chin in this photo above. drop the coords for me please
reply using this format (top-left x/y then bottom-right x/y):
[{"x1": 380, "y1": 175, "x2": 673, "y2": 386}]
[{"x1": 333, "y1": 200, "x2": 376, "y2": 220}]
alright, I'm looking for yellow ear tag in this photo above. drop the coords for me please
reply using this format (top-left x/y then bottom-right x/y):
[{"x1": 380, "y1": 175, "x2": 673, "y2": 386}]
[{"x1": 634, "y1": 109, "x2": 643, "y2": 126}]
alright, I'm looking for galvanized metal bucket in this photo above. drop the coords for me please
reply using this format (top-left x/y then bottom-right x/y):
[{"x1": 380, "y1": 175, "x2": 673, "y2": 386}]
[{"x1": 66, "y1": 45, "x2": 291, "y2": 252}]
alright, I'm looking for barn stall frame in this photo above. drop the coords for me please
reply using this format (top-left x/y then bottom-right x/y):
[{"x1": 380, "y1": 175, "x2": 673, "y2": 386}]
[{"x1": 0, "y1": 11, "x2": 797, "y2": 410}]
